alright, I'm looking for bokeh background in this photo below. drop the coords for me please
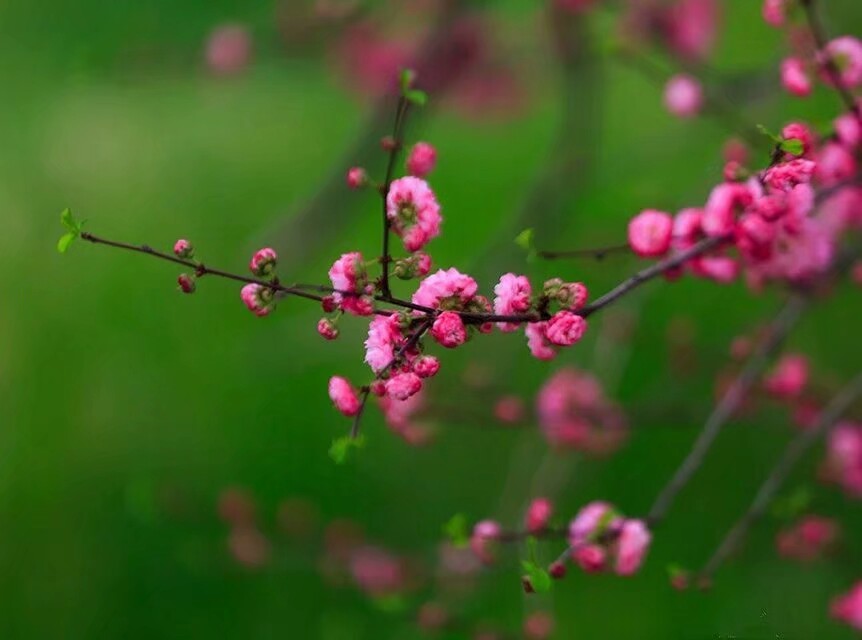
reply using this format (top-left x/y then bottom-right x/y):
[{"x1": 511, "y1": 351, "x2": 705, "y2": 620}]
[{"x1": 3, "y1": 0, "x2": 862, "y2": 637}]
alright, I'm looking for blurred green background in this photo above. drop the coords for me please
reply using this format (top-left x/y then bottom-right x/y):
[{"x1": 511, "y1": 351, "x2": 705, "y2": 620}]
[{"x1": 3, "y1": 0, "x2": 862, "y2": 637}]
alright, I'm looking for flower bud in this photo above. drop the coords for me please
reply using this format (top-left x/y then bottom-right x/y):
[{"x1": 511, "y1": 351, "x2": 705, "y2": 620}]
[
  {"x1": 317, "y1": 318, "x2": 339, "y2": 340},
  {"x1": 346, "y1": 167, "x2": 368, "y2": 190},
  {"x1": 173, "y1": 239, "x2": 194, "y2": 259},
  {"x1": 178, "y1": 273, "x2": 196, "y2": 294},
  {"x1": 249, "y1": 247, "x2": 277, "y2": 278}
]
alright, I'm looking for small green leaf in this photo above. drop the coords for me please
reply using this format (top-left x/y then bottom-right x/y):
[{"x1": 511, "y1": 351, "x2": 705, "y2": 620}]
[
  {"x1": 404, "y1": 89, "x2": 427, "y2": 107},
  {"x1": 60, "y1": 207, "x2": 76, "y2": 231},
  {"x1": 399, "y1": 68, "x2": 416, "y2": 93},
  {"x1": 521, "y1": 560, "x2": 552, "y2": 593},
  {"x1": 328, "y1": 435, "x2": 365, "y2": 464},
  {"x1": 442, "y1": 513, "x2": 469, "y2": 548},
  {"x1": 756, "y1": 124, "x2": 781, "y2": 143},
  {"x1": 515, "y1": 228, "x2": 535, "y2": 251},
  {"x1": 57, "y1": 232, "x2": 77, "y2": 254},
  {"x1": 780, "y1": 138, "x2": 804, "y2": 156}
]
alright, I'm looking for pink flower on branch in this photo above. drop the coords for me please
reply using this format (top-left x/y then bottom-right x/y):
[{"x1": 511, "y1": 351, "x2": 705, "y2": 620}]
[{"x1": 386, "y1": 176, "x2": 442, "y2": 252}]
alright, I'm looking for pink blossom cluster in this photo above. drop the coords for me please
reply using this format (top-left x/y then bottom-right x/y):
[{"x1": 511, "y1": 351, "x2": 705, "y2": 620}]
[
  {"x1": 627, "y1": 117, "x2": 862, "y2": 288},
  {"x1": 775, "y1": 515, "x2": 838, "y2": 561},
  {"x1": 779, "y1": 34, "x2": 862, "y2": 98},
  {"x1": 536, "y1": 367, "x2": 627, "y2": 453},
  {"x1": 567, "y1": 501, "x2": 652, "y2": 576}
]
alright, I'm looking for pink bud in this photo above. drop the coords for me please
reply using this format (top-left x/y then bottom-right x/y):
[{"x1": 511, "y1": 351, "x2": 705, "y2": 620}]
[
  {"x1": 328, "y1": 376, "x2": 361, "y2": 416},
  {"x1": 820, "y1": 37, "x2": 862, "y2": 90},
  {"x1": 249, "y1": 247, "x2": 277, "y2": 277},
  {"x1": 431, "y1": 311, "x2": 467, "y2": 348},
  {"x1": 321, "y1": 295, "x2": 337, "y2": 313},
  {"x1": 628, "y1": 210, "x2": 673, "y2": 257},
  {"x1": 317, "y1": 318, "x2": 339, "y2": 340},
  {"x1": 523, "y1": 611, "x2": 554, "y2": 640},
  {"x1": 549, "y1": 560, "x2": 567, "y2": 579},
  {"x1": 573, "y1": 544, "x2": 606, "y2": 573},
  {"x1": 664, "y1": 74, "x2": 703, "y2": 118},
  {"x1": 177, "y1": 273, "x2": 196, "y2": 294},
  {"x1": 406, "y1": 142, "x2": 437, "y2": 178},
  {"x1": 781, "y1": 57, "x2": 812, "y2": 97},
  {"x1": 173, "y1": 239, "x2": 194, "y2": 259},
  {"x1": 764, "y1": 353, "x2": 808, "y2": 398},
  {"x1": 762, "y1": 0, "x2": 787, "y2": 27},
  {"x1": 470, "y1": 519, "x2": 501, "y2": 564},
  {"x1": 525, "y1": 498, "x2": 553, "y2": 533},
  {"x1": 413, "y1": 355, "x2": 440, "y2": 379},
  {"x1": 347, "y1": 167, "x2": 368, "y2": 189}
]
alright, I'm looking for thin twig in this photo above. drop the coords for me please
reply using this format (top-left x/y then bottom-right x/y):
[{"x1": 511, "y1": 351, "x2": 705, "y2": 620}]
[
  {"x1": 537, "y1": 242, "x2": 632, "y2": 261},
  {"x1": 698, "y1": 371, "x2": 862, "y2": 580}
]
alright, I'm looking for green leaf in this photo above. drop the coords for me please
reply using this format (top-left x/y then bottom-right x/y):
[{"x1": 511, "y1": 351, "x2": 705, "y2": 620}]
[
  {"x1": 60, "y1": 207, "x2": 76, "y2": 231},
  {"x1": 442, "y1": 513, "x2": 469, "y2": 548},
  {"x1": 328, "y1": 435, "x2": 365, "y2": 464},
  {"x1": 404, "y1": 89, "x2": 427, "y2": 107},
  {"x1": 521, "y1": 560, "x2": 552, "y2": 593},
  {"x1": 780, "y1": 138, "x2": 804, "y2": 156},
  {"x1": 515, "y1": 228, "x2": 535, "y2": 251},
  {"x1": 57, "y1": 232, "x2": 77, "y2": 254},
  {"x1": 399, "y1": 68, "x2": 416, "y2": 93},
  {"x1": 756, "y1": 124, "x2": 781, "y2": 143}
]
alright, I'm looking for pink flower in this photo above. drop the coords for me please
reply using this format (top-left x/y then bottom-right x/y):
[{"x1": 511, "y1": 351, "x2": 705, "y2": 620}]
[
  {"x1": 696, "y1": 255, "x2": 739, "y2": 283},
  {"x1": 412, "y1": 268, "x2": 478, "y2": 309},
  {"x1": 776, "y1": 515, "x2": 838, "y2": 561},
  {"x1": 824, "y1": 422, "x2": 862, "y2": 497},
  {"x1": 628, "y1": 210, "x2": 673, "y2": 257},
  {"x1": 764, "y1": 353, "x2": 808, "y2": 398},
  {"x1": 240, "y1": 283, "x2": 273, "y2": 316},
  {"x1": 569, "y1": 501, "x2": 617, "y2": 545},
  {"x1": 835, "y1": 112, "x2": 862, "y2": 149},
  {"x1": 385, "y1": 372, "x2": 423, "y2": 401},
  {"x1": 821, "y1": 36, "x2": 862, "y2": 89},
  {"x1": 764, "y1": 159, "x2": 816, "y2": 192},
  {"x1": 663, "y1": 74, "x2": 703, "y2": 118},
  {"x1": 470, "y1": 519, "x2": 501, "y2": 564},
  {"x1": 329, "y1": 376, "x2": 361, "y2": 416},
  {"x1": 538, "y1": 368, "x2": 626, "y2": 453},
  {"x1": 525, "y1": 498, "x2": 553, "y2": 533},
  {"x1": 781, "y1": 122, "x2": 816, "y2": 157},
  {"x1": 249, "y1": 247, "x2": 277, "y2": 277},
  {"x1": 349, "y1": 546, "x2": 405, "y2": 596},
  {"x1": 431, "y1": 311, "x2": 467, "y2": 348},
  {"x1": 317, "y1": 317, "x2": 339, "y2": 340},
  {"x1": 816, "y1": 141, "x2": 858, "y2": 187},
  {"x1": 205, "y1": 24, "x2": 252, "y2": 76},
  {"x1": 346, "y1": 167, "x2": 367, "y2": 189},
  {"x1": 666, "y1": 0, "x2": 719, "y2": 62},
  {"x1": 364, "y1": 314, "x2": 403, "y2": 375},
  {"x1": 781, "y1": 57, "x2": 812, "y2": 97},
  {"x1": 762, "y1": 0, "x2": 787, "y2": 27},
  {"x1": 545, "y1": 311, "x2": 587, "y2": 346},
  {"x1": 329, "y1": 252, "x2": 373, "y2": 316},
  {"x1": 494, "y1": 273, "x2": 532, "y2": 332},
  {"x1": 386, "y1": 176, "x2": 442, "y2": 252},
  {"x1": 173, "y1": 238, "x2": 194, "y2": 258},
  {"x1": 406, "y1": 142, "x2": 437, "y2": 178},
  {"x1": 573, "y1": 544, "x2": 606, "y2": 573},
  {"x1": 831, "y1": 582, "x2": 862, "y2": 631},
  {"x1": 703, "y1": 183, "x2": 752, "y2": 236},
  {"x1": 525, "y1": 322, "x2": 557, "y2": 360},
  {"x1": 614, "y1": 519, "x2": 652, "y2": 576},
  {"x1": 546, "y1": 280, "x2": 589, "y2": 311}
]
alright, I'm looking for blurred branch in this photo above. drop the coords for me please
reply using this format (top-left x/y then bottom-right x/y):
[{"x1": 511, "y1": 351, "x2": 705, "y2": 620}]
[
  {"x1": 646, "y1": 294, "x2": 808, "y2": 524},
  {"x1": 697, "y1": 371, "x2": 862, "y2": 582}
]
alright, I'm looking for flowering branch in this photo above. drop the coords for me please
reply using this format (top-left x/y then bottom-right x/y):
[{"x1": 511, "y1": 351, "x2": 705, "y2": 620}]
[
  {"x1": 646, "y1": 294, "x2": 808, "y2": 523},
  {"x1": 697, "y1": 371, "x2": 862, "y2": 582},
  {"x1": 800, "y1": 0, "x2": 862, "y2": 121},
  {"x1": 379, "y1": 94, "x2": 411, "y2": 298}
]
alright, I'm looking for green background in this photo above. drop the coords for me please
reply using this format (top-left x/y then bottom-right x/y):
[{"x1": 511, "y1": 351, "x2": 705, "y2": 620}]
[{"x1": 3, "y1": 0, "x2": 862, "y2": 637}]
